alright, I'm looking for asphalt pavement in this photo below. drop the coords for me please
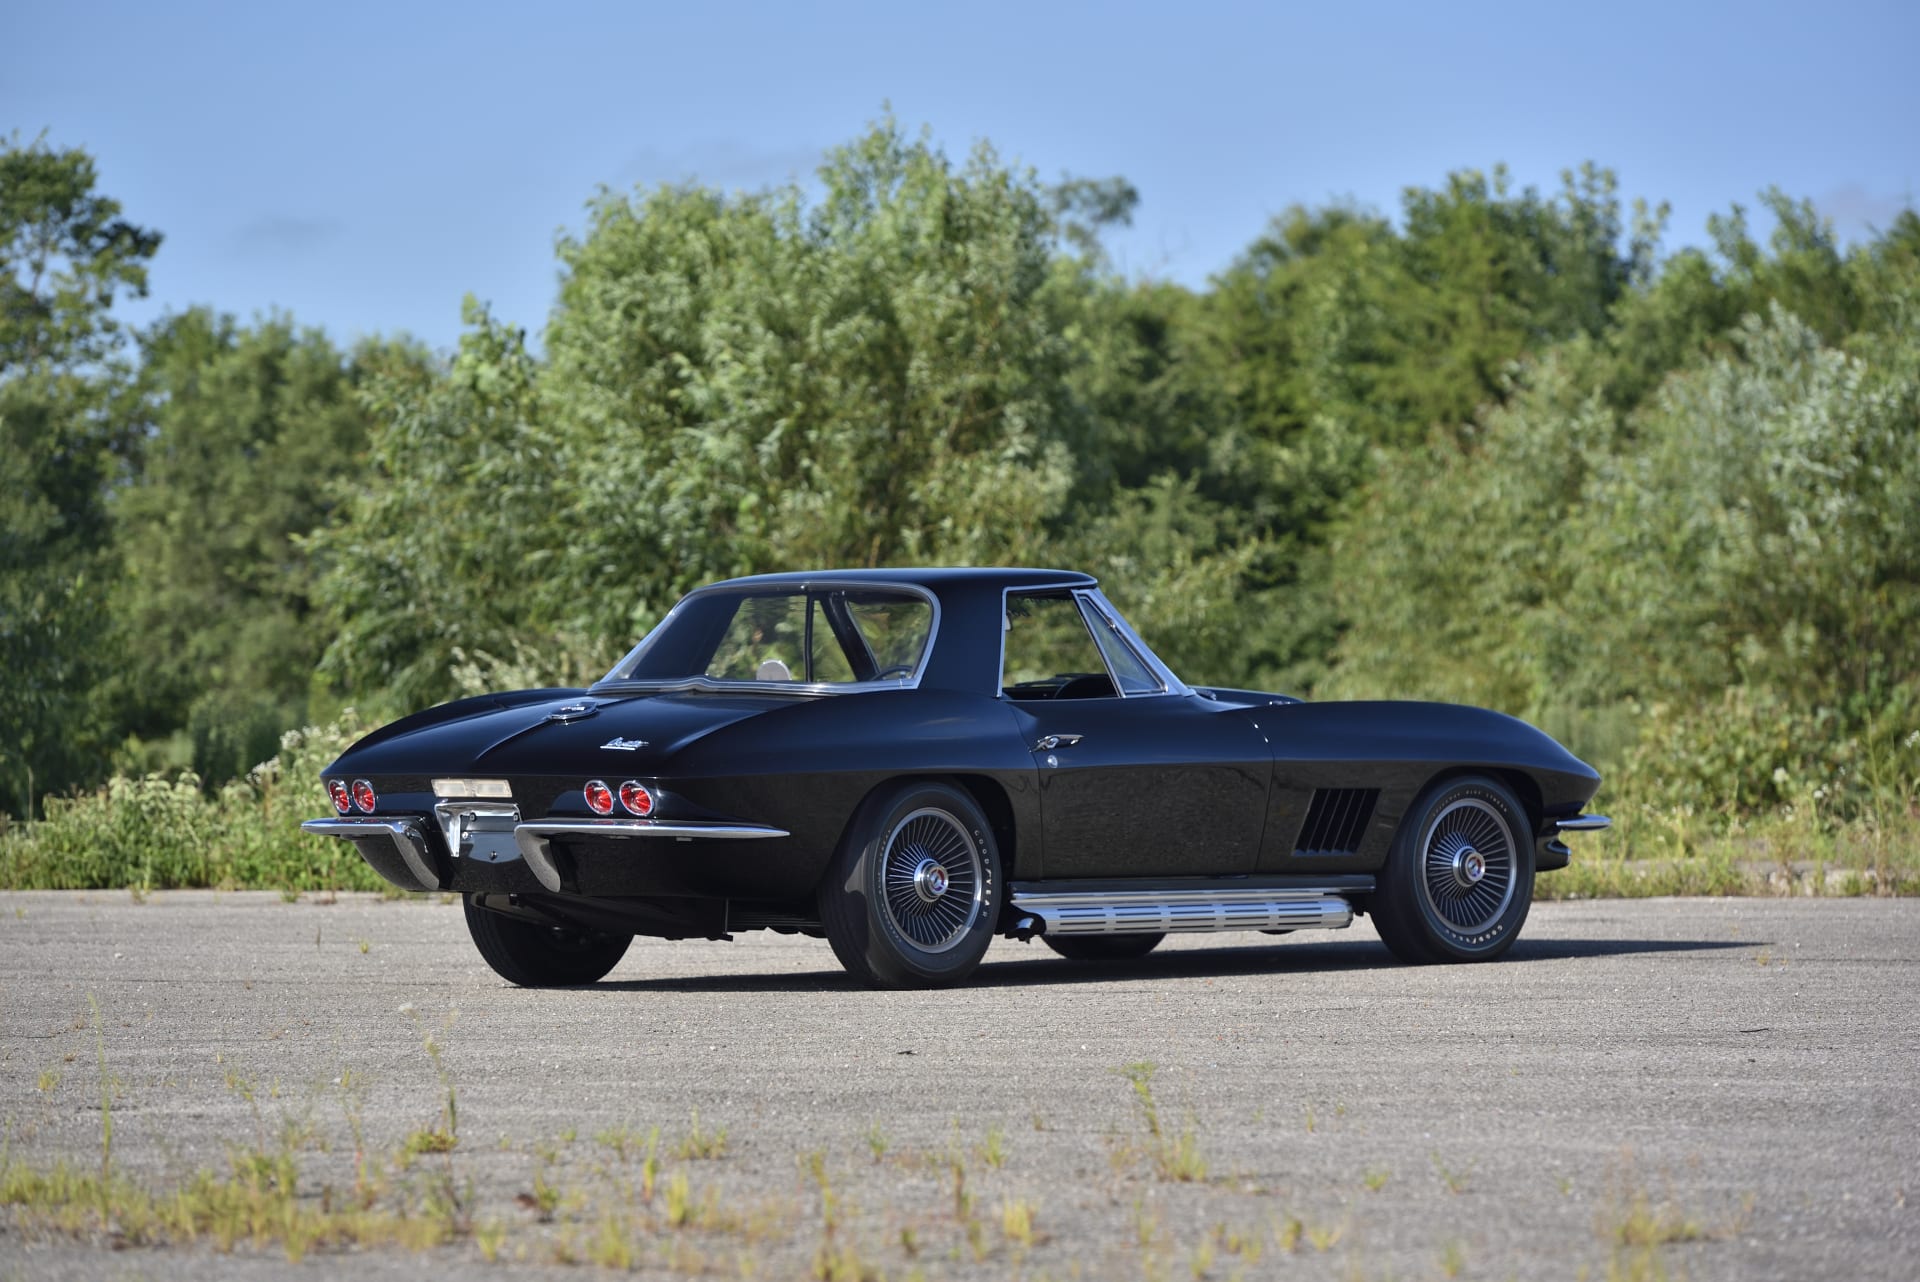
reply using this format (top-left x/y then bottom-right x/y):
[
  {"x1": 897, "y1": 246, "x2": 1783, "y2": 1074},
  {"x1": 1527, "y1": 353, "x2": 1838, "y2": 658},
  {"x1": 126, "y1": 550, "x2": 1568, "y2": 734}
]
[{"x1": 1, "y1": 892, "x2": 1915, "y2": 1280}]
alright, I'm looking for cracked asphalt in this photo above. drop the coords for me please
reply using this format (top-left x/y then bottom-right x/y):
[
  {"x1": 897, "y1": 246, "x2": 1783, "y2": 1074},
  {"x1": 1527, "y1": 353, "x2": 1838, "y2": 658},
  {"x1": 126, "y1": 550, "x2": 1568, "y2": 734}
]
[{"x1": 1, "y1": 892, "x2": 1915, "y2": 1280}]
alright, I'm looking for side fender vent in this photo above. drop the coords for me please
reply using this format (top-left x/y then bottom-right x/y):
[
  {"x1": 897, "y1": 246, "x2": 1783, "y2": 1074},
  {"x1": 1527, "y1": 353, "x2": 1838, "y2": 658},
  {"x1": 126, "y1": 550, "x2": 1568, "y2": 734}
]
[{"x1": 1293, "y1": 788, "x2": 1379, "y2": 857}]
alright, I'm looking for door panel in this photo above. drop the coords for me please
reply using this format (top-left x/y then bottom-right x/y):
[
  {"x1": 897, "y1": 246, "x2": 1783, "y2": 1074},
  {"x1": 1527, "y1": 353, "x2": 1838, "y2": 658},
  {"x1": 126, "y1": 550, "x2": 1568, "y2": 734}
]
[{"x1": 1008, "y1": 696, "x2": 1271, "y2": 879}]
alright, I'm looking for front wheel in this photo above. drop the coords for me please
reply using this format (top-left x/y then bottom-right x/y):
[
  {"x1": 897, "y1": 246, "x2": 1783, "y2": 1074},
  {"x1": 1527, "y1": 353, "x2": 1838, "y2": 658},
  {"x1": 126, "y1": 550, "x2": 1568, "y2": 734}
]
[
  {"x1": 819, "y1": 781, "x2": 1001, "y2": 989},
  {"x1": 1371, "y1": 775, "x2": 1534, "y2": 964},
  {"x1": 463, "y1": 897, "x2": 632, "y2": 987}
]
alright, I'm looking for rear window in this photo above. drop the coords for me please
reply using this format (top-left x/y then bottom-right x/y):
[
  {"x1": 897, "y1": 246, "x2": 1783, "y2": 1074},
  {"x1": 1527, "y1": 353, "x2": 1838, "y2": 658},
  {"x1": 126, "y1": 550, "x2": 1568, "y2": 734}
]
[{"x1": 604, "y1": 587, "x2": 935, "y2": 688}]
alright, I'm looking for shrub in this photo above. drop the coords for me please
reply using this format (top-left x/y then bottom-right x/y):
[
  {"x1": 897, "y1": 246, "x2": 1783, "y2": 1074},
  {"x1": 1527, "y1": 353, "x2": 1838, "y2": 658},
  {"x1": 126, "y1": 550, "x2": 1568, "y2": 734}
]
[{"x1": 0, "y1": 713, "x2": 380, "y2": 891}]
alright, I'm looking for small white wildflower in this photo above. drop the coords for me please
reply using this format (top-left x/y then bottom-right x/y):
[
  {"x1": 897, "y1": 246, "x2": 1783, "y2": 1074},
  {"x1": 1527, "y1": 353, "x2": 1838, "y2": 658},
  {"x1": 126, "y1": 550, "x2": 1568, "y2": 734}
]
[
  {"x1": 1772, "y1": 767, "x2": 1790, "y2": 785},
  {"x1": 1905, "y1": 730, "x2": 1919, "y2": 750}
]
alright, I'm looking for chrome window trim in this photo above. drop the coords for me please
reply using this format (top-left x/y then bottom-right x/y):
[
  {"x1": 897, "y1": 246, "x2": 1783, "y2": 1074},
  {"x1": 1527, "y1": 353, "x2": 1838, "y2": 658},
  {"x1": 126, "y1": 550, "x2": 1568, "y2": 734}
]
[
  {"x1": 591, "y1": 580, "x2": 942, "y2": 696},
  {"x1": 998, "y1": 584, "x2": 1088, "y2": 700},
  {"x1": 1071, "y1": 589, "x2": 1170, "y2": 697},
  {"x1": 1081, "y1": 587, "x2": 1192, "y2": 697},
  {"x1": 996, "y1": 582, "x2": 1172, "y2": 701}
]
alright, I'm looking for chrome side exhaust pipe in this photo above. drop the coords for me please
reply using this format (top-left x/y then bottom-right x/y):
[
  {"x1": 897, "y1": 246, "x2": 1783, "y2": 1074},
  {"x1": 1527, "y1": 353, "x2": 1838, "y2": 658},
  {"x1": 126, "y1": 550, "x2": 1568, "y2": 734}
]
[{"x1": 1010, "y1": 886, "x2": 1355, "y2": 936}]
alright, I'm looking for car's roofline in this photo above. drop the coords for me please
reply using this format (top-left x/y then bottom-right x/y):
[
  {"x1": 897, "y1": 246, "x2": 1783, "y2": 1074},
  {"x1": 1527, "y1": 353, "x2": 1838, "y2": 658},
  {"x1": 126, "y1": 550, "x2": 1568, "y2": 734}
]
[{"x1": 702, "y1": 567, "x2": 1097, "y2": 592}]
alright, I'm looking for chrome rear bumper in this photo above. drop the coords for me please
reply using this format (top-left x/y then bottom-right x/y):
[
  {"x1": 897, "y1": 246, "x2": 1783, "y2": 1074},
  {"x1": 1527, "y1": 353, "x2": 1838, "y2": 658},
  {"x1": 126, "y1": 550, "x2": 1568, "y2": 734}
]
[
  {"x1": 514, "y1": 819, "x2": 790, "y2": 893},
  {"x1": 304, "y1": 814, "x2": 791, "y2": 895},
  {"x1": 300, "y1": 817, "x2": 441, "y2": 892}
]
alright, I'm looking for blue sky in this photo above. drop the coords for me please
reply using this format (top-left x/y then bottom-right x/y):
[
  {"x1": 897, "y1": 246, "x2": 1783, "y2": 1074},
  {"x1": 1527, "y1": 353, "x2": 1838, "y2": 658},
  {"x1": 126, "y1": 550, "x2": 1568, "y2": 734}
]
[{"x1": 5, "y1": 0, "x2": 1914, "y2": 353}]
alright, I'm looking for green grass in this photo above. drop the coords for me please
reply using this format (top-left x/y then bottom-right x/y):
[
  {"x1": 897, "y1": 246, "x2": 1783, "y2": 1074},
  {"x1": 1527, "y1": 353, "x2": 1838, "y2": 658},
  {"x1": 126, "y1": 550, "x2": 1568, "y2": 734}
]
[
  {"x1": 0, "y1": 714, "x2": 383, "y2": 893},
  {"x1": 1539, "y1": 803, "x2": 1920, "y2": 900},
  {"x1": 2, "y1": 1050, "x2": 1759, "y2": 1280}
]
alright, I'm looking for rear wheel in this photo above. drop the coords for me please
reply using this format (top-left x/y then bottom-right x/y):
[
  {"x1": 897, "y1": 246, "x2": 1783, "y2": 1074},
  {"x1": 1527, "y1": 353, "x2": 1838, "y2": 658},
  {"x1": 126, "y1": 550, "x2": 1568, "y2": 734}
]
[
  {"x1": 1042, "y1": 932, "x2": 1165, "y2": 961},
  {"x1": 1371, "y1": 775, "x2": 1534, "y2": 964},
  {"x1": 820, "y1": 781, "x2": 1001, "y2": 989},
  {"x1": 463, "y1": 896, "x2": 632, "y2": 987}
]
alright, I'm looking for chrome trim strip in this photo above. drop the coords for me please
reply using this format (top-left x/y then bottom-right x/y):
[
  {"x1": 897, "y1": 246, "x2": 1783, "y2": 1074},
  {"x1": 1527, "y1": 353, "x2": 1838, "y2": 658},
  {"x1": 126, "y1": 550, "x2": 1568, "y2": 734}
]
[
  {"x1": 1011, "y1": 885, "x2": 1354, "y2": 936},
  {"x1": 300, "y1": 817, "x2": 440, "y2": 892},
  {"x1": 1555, "y1": 815, "x2": 1612, "y2": 832},
  {"x1": 590, "y1": 675, "x2": 893, "y2": 697},
  {"x1": 512, "y1": 819, "x2": 792, "y2": 894},
  {"x1": 515, "y1": 819, "x2": 792, "y2": 843}
]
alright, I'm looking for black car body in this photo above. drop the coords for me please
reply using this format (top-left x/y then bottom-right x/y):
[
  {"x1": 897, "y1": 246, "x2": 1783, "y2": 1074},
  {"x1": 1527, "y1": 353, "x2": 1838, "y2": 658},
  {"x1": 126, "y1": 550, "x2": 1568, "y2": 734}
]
[{"x1": 305, "y1": 568, "x2": 1609, "y2": 987}]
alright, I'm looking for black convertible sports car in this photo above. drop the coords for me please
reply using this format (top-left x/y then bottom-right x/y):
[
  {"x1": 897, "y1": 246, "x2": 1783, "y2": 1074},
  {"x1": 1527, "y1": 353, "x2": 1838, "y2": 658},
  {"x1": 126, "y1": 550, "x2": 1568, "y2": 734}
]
[{"x1": 305, "y1": 568, "x2": 1609, "y2": 988}]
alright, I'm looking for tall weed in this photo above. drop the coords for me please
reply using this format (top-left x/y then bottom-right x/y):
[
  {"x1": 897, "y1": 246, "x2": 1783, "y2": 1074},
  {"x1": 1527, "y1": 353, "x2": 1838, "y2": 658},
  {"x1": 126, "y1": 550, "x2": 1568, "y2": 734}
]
[{"x1": 0, "y1": 714, "x2": 379, "y2": 891}]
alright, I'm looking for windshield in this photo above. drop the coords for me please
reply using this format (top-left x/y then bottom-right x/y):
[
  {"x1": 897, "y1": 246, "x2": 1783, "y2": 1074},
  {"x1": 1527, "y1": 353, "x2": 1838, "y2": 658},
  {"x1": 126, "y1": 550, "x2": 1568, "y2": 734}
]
[{"x1": 599, "y1": 586, "x2": 936, "y2": 690}]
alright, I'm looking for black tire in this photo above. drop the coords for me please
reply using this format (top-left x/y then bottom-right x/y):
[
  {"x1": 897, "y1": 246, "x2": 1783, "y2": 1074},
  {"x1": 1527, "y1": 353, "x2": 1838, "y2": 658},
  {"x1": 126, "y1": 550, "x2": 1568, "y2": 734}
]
[
  {"x1": 462, "y1": 896, "x2": 632, "y2": 987},
  {"x1": 819, "y1": 781, "x2": 1002, "y2": 989},
  {"x1": 1042, "y1": 932, "x2": 1166, "y2": 961},
  {"x1": 1371, "y1": 774, "x2": 1535, "y2": 964}
]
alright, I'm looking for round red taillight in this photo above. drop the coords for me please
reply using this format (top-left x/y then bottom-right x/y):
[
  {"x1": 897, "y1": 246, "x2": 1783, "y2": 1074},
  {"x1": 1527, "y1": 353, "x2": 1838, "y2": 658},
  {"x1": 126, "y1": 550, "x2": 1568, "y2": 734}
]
[
  {"x1": 584, "y1": 780, "x2": 614, "y2": 816},
  {"x1": 328, "y1": 780, "x2": 352, "y2": 814},
  {"x1": 618, "y1": 781, "x2": 654, "y2": 816},
  {"x1": 352, "y1": 780, "x2": 377, "y2": 813}
]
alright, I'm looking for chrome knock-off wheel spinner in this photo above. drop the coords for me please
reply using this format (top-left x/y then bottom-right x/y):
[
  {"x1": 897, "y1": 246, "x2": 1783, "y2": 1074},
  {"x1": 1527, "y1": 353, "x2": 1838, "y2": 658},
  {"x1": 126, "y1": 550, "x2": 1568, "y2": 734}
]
[
  {"x1": 880, "y1": 808, "x2": 983, "y2": 953},
  {"x1": 1418, "y1": 797, "x2": 1516, "y2": 935}
]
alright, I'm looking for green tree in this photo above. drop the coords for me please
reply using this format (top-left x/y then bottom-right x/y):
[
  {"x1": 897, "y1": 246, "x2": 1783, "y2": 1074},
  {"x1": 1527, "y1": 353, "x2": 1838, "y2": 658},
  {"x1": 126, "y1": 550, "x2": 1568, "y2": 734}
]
[
  {"x1": 317, "y1": 119, "x2": 1089, "y2": 705},
  {"x1": 312, "y1": 302, "x2": 581, "y2": 710},
  {"x1": 1599, "y1": 189, "x2": 1861, "y2": 408},
  {"x1": 1325, "y1": 303, "x2": 1920, "y2": 815},
  {"x1": 101, "y1": 309, "x2": 407, "y2": 780},
  {"x1": 0, "y1": 134, "x2": 159, "y2": 815}
]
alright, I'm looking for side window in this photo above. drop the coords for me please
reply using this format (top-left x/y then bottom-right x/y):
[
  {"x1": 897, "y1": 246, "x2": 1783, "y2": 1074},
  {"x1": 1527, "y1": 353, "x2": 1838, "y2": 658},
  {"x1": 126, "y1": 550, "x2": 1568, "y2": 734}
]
[
  {"x1": 846, "y1": 595, "x2": 933, "y2": 675},
  {"x1": 1081, "y1": 599, "x2": 1162, "y2": 694},
  {"x1": 706, "y1": 593, "x2": 807, "y2": 681},
  {"x1": 1001, "y1": 593, "x2": 1117, "y2": 698}
]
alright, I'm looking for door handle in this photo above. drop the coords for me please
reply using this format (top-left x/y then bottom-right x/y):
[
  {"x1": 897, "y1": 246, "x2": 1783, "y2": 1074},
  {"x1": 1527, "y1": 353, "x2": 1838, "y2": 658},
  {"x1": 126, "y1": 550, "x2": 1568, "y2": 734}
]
[{"x1": 1033, "y1": 734, "x2": 1083, "y2": 751}]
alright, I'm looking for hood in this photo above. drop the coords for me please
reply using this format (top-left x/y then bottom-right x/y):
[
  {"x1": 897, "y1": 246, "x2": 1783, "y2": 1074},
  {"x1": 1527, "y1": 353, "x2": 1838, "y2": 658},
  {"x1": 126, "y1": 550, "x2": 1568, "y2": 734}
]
[{"x1": 332, "y1": 689, "x2": 800, "y2": 778}]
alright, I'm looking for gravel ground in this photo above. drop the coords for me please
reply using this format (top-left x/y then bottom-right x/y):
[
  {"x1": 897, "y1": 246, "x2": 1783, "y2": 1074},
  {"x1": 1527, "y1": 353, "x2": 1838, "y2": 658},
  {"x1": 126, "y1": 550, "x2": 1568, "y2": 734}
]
[{"x1": 1, "y1": 891, "x2": 1915, "y2": 1280}]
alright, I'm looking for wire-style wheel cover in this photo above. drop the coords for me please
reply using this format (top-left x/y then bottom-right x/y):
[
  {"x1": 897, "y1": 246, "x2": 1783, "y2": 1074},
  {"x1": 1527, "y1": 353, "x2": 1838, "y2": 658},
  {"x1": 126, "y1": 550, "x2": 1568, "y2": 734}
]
[
  {"x1": 1418, "y1": 797, "x2": 1517, "y2": 935},
  {"x1": 879, "y1": 807, "x2": 984, "y2": 953}
]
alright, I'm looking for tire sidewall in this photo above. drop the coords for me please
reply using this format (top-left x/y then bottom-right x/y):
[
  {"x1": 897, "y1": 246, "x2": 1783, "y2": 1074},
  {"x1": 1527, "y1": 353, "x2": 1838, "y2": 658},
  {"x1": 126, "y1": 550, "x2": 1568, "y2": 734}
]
[
  {"x1": 463, "y1": 896, "x2": 631, "y2": 986},
  {"x1": 847, "y1": 782, "x2": 1000, "y2": 986},
  {"x1": 1395, "y1": 776, "x2": 1534, "y2": 961}
]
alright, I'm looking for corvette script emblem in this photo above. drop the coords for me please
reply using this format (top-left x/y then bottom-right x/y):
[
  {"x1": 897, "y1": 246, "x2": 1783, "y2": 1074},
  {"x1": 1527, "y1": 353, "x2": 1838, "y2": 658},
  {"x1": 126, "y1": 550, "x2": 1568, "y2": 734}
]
[{"x1": 601, "y1": 737, "x2": 648, "y2": 751}]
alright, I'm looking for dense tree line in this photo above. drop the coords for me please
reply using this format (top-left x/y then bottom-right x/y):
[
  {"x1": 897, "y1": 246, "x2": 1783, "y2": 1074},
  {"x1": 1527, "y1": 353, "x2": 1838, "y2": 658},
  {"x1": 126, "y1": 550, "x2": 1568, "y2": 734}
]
[{"x1": 3, "y1": 122, "x2": 1915, "y2": 823}]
